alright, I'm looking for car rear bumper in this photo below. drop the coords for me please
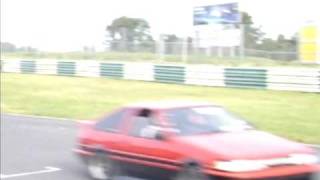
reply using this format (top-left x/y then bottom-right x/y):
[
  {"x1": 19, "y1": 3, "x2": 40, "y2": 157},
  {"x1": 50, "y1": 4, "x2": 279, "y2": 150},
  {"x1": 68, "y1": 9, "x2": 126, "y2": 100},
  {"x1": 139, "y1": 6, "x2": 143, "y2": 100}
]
[{"x1": 204, "y1": 164, "x2": 320, "y2": 179}]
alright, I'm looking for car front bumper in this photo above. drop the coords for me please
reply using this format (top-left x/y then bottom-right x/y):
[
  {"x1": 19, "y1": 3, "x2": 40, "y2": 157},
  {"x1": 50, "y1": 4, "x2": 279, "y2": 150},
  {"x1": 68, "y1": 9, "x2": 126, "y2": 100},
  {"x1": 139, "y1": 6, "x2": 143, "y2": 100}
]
[
  {"x1": 73, "y1": 148, "x2": 94, "y2": 156},
  {"x1": 204, "y1": 164, "x2": 320, "y2": 179}
]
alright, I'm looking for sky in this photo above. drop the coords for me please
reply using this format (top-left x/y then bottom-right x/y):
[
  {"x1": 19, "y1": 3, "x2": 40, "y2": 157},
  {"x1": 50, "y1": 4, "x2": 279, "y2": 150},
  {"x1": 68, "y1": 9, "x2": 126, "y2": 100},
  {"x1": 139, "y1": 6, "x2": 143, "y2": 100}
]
[{"x1": 1, "y1": 0, "x2": 319, "y2": 51}]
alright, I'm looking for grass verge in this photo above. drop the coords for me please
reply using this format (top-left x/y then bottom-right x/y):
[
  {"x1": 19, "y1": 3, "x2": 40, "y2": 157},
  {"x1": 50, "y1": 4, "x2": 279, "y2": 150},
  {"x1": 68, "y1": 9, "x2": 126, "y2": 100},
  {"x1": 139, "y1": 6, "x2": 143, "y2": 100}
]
[{"x1": 1, "y1": 73, "x2": 320, "y2": 144}]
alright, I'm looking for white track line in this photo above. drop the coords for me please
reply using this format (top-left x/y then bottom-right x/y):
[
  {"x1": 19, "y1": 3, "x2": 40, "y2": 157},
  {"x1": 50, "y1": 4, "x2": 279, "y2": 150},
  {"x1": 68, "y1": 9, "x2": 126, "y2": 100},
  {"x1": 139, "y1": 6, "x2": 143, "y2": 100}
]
[
  {"x1": 2, "y1": 113, "x2": 78, "y2": 121},
  {"x1": 0, "y1": 166, "x2": 61, "y2": 179}
]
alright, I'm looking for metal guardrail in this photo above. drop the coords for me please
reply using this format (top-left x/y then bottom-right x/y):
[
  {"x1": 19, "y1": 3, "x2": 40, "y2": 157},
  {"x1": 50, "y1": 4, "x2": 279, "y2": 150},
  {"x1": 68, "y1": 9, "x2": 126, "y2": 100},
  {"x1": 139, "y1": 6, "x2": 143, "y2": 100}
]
[{"x1": 1, "y1": 59, "x2": 319, "y2": 93}]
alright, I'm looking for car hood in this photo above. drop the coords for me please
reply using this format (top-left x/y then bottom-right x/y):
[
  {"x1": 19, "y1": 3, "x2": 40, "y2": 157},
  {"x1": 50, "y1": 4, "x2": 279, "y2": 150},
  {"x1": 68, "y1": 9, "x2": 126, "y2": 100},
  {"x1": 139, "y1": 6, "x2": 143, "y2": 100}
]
[{"x1": 175, "y1": 130, "x2": 314, "y2": 160}]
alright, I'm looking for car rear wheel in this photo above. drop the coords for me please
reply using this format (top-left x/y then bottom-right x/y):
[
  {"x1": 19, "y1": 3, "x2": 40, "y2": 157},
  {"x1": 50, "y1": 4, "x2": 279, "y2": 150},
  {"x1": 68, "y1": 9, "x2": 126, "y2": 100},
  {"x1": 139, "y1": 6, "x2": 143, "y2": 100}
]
[
  {"x1": 172, "y1": 165, "x2": 211, "y2": 180},
  {"x1": 87, "y1": 152, "x2": 119, "y2": 180}
]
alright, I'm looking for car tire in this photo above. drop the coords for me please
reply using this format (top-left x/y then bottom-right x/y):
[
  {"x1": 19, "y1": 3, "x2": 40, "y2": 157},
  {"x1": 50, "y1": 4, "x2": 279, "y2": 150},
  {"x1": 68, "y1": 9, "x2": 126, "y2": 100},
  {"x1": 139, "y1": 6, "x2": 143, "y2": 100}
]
[
  {"x1": 172, "y1": 165, "x2": 211, "y2": 180},
  {"x1": 86, "y1": 152, "x2": 122, "y2": 180}
]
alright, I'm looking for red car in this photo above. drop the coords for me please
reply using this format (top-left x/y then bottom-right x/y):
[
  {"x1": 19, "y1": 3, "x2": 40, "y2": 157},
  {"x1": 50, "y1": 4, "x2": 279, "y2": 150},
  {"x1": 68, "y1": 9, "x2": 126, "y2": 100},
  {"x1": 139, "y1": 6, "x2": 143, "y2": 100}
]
[{"x1": 74, "y1": 101, "x2": 320, "y2": 180}]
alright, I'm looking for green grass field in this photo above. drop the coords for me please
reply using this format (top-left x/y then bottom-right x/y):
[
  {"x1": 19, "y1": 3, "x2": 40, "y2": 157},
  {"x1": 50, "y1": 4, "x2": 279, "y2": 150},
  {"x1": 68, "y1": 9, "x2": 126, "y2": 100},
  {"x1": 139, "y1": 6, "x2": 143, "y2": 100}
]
[{"x1": 1, "y1": 73, "x2": 320, "y2": 144}]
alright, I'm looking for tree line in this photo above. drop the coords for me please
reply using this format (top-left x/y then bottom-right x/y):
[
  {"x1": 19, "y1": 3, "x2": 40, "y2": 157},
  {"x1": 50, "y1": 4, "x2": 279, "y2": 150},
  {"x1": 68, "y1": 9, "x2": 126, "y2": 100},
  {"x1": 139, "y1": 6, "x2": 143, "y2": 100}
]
[
  {"x1": 1, "y1": 42, "x2": 37, "y2": 53},
  {"x1": 2, "y1": 12, "x2": 297, "y2": 56},
  {"x1": 105, "y1": 13, "x2": 297, "y2": 55}
]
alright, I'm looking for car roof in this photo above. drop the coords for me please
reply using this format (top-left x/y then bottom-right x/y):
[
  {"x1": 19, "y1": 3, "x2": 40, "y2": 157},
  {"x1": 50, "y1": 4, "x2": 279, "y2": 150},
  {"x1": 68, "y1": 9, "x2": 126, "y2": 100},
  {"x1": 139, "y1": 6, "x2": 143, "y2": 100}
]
[{"x1": 125, "y1": 100, "x2": 219, "y2": 110}]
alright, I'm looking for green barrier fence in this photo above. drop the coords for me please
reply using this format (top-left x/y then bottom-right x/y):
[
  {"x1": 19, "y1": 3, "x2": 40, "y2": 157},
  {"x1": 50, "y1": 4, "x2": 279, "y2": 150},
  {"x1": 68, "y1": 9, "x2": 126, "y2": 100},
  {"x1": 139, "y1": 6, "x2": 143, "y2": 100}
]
[
  {"x1": 100, "y1": 63, "x2": 123, "y2": 78},
  {"x1": 57, "y1": 61, "x2": 75, "y2": 76},
  {"x1": 224, "y1": 68, "x2": 267, "y2": 88},
  {"x1": 154, "y1": 65, "x2": 185, "y2": 84},
  {"x1": 20, "y1": 60, "x2": 36, "y2": 74}
]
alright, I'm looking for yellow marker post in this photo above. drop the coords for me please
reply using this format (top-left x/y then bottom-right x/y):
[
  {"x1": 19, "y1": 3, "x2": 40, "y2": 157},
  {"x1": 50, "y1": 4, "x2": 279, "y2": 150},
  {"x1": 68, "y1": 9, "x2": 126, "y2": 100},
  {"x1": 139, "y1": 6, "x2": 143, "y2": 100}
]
[{"x1": 299, "y1": 24, "x2": 319, "y2": 63}]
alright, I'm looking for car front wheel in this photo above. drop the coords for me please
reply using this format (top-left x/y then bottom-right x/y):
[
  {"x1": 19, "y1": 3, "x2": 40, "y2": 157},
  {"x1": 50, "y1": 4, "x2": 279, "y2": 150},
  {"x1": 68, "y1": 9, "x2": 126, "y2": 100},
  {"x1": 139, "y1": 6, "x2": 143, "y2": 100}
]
[
  {"x1": 87, "y1": 152, "x2": 118, "y2": 180},
  {"x1": 172, "y1": 165, "x2": 211, "y2": 180}
]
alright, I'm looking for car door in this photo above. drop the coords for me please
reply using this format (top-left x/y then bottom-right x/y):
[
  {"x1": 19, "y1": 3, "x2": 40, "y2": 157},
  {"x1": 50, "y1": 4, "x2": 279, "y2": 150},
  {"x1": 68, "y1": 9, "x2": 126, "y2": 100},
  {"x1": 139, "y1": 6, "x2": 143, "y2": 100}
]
[
  {"x1": 119, "y1": 108, "x2": 183, "y2": 177},
  {"x1": 92, "y1": 108, "x2": 130, "y2": 151}
]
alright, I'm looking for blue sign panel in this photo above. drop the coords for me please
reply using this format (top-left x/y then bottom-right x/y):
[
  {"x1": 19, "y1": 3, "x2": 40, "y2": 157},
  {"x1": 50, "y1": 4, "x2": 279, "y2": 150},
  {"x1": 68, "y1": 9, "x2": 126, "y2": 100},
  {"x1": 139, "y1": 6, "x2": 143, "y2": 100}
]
[{"x1": 194, "y1": 3, "x2": 240, "y2": 25}]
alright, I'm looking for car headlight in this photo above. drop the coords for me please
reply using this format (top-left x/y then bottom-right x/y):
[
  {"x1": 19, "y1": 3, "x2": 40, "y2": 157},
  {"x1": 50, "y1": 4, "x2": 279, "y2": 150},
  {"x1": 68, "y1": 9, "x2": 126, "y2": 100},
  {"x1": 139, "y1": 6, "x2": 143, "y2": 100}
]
[
  {"x1": 288, "y1": 154, "x2": 319, "y2": 164},
  {"x1": 213, "y1": 160, "x2": 267, "y2": 172},
  {"x1": 213, "y1": 154, "x2": 319, "y2": 173}
]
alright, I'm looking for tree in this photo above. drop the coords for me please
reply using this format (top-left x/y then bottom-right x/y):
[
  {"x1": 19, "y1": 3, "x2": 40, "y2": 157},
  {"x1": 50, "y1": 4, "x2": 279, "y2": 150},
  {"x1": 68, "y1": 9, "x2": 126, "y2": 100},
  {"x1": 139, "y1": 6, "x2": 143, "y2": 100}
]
[
  {"x1": 162, "y1": 34, "x2": 181, "y2": 54},
  {"x1": 256, "y1": 34, "x2": 297, "y2": 60},
  {"x1": 258, "y1": 34, "x2": 297, "y2": 52},
  {"x1": 18, "y1": 46, "x2": 37, "y2": 52},
  {"x1": 1, "y1": 42, "x2": 17, "y2": 52},
  {"x1": 106, "y1": 16, "x2": 153, "y2": 52},
  {"x1": 259, "y1": 38, "x2": 277, "y2": 51},
  {"x1": 83, "y1": 46, "x2": 95, "y2": 52},
  {"x1": 241, "y1": 12, "x2": 265, "y2": 49},
  {"x1": 276, "y1": 34, "x2": 297, "y2": 51},
  {"x1": 1, "y1": 42, "x2": 38, "y2": 53}
]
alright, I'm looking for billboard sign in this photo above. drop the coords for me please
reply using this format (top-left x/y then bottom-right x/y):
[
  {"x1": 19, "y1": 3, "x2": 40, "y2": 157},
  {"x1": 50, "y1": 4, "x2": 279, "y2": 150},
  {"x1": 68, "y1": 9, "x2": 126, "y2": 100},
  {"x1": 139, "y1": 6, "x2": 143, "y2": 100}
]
[{"x1": 193, "y1": 3, "x2": 240, "y2": 26}]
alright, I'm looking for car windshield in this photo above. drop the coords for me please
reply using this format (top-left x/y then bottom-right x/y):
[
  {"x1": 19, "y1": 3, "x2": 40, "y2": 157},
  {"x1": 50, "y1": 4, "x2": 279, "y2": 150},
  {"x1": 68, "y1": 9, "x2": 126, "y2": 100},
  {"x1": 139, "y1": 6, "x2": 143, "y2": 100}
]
[{"x1": 166, "y1": 106, "x2": 253, "y2": 135}]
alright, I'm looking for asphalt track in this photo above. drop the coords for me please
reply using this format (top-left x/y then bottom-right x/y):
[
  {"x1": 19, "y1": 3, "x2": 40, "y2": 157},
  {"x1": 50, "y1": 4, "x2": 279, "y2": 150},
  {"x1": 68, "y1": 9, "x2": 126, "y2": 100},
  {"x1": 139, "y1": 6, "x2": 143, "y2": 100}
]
[
  {"x1": 1, "y1": 114, "x2": 319, "y2": 180},
  {"x1": 0, "y1": 114, "x2": 142, "y2": 180}
]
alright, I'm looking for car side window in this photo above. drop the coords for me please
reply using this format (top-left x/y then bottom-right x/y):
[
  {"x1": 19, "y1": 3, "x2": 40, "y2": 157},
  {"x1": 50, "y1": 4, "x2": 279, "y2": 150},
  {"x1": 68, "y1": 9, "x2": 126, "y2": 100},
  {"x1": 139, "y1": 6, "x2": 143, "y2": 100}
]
[
  {"x1": 95, "y1": 109, "x2": 126, "y2": 133},
  {"x1": 129, "y1": 109, "x2": 161, "y2": 139},
  {"x1": 166, "y1": 108, "x2": 211, "y2": 135}
]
